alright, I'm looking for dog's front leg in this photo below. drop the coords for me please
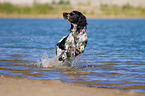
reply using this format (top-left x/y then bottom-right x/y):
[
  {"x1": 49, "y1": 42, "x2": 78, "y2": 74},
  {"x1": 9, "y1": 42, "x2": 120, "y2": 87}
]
[{"x1": 65, "y1": 32, "x2": 76, "y2": 59}]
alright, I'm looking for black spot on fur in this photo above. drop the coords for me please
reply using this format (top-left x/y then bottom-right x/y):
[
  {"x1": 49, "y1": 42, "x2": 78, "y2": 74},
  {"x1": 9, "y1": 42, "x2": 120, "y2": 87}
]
[{"x1": 57, "y1": 36, "x2": 67, "y2": 50}]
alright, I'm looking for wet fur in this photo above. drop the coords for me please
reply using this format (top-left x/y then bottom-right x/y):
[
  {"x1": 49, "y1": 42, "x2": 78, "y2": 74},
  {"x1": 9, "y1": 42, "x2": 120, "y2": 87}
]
[{"x1": 56, "y1": 11, "x2": 88, "y2": 62}]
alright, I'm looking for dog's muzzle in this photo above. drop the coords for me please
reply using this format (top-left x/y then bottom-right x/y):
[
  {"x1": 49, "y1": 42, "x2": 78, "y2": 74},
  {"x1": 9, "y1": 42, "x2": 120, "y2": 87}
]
[{"x1": 63, "y1": 13, "x2": 70, "y2": 20}]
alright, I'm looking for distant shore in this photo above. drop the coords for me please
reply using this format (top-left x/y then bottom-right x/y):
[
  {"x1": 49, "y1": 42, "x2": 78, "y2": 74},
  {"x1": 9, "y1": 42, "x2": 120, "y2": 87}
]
[
  {"x1": 0, "y1": 76, "x2": 145, "y2": 96},
  {"x1": 0, "y1": 2, "x2": 145, "y2": 19},
  {"x1": 1, "y1": 14, "x2": 145, "y2": 19}
]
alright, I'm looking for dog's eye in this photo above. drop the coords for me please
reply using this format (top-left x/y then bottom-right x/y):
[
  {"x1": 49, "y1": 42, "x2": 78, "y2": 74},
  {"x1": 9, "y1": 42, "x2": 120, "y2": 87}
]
[
  {"x1": 72, "y1": 12, "x2": 75, "y2": 14},
  {"x1": 70, "y1": 12, "x2": 75, "y2": 15}
]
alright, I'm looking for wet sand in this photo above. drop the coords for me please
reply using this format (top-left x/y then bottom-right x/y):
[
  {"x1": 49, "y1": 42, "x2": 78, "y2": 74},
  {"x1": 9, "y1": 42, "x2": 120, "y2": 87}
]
[{"x1": 0, "y1": 76, "x2": 144, "y2": 96}]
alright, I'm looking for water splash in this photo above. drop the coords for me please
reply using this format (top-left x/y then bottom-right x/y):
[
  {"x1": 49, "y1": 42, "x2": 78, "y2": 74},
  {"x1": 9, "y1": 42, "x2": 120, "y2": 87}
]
[{"x1": 37, "y1": 52, "x2": 80, "y2": 68}]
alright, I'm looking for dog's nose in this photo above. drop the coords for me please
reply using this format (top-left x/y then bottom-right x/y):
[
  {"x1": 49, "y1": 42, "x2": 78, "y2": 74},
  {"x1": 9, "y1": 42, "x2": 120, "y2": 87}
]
[
  {"x1": 63, "y1": 12, "x2": 69, "y2": 19},
  {"x1": 63, "y1": 13, "x2": 68, "y2": 17}
]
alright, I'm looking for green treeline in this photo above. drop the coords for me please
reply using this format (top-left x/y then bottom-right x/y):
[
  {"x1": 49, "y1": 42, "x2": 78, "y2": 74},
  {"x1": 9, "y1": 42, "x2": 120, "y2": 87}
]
[
  {"x1": 0, "y1": 2, "x2": 145, "y2": 17},
  {"x1": 100, "y1": 4, "x2": 145, "y2": 16},
  {"x1": 0, "y1": 2, "x2": 72, "y2": 15}
]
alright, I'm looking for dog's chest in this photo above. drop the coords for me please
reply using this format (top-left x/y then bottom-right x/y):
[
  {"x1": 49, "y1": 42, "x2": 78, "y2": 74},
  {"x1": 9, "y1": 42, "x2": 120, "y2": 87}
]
[
  {"x1": 66, "y1": 32, "x2": 75, "y2": 44},
  {"x1": 65, "y1": 32, "x2": 76, "y2": 58},
  {"x1": 75, "y1": 29, "x2": 88, "y2": 43},
  {"x1": 65, "y1": 29, "x2": 88, "y2": 55},
  {"x1": 66, "y1": 29, "x2": 87, "y2": 45}
]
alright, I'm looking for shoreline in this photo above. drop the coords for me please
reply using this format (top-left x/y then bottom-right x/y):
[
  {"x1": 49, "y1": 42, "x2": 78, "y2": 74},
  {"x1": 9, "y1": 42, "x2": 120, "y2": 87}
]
[
  {"x1": 0, "y1": 76, "x2": 144, "y2": 96},
  {"x1": 0, "y1": 14, "x2": 145, "y2": 19}
]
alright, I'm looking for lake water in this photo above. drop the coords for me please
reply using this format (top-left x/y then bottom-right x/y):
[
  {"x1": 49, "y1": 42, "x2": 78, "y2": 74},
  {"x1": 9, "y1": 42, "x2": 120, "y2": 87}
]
[{"x1": 0, "y1": 18, "x2": 145, "y2": 92}]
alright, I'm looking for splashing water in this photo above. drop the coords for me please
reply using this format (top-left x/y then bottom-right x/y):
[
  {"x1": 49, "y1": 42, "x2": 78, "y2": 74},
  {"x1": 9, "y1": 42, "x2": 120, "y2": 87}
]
[{"x1": 37, "y1": 52, "x2": 80, "y2": 68}]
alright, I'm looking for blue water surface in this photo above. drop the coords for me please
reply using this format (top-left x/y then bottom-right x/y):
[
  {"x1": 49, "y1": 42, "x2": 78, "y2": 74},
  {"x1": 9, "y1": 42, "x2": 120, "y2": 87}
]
[{"x1": 0, "y1": 18, "x2": 145, "y2": 92}]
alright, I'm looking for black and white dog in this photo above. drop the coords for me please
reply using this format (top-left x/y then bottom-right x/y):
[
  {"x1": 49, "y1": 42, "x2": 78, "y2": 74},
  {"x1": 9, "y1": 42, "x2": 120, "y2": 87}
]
[{"x1": 56, "y1": 11, "x2": 88, "y2": 63}]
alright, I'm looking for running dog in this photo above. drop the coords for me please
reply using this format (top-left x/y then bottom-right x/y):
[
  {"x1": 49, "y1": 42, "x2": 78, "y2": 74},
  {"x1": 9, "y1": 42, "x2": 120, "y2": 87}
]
[{"x1": 56, "y1": 11, "x2": 88, "y2": 63}]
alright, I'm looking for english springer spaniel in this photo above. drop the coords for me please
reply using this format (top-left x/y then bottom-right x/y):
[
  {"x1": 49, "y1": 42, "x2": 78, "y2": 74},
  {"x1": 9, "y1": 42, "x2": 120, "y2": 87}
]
[{"x1": 56, "y1": 11, "x2": 88, "y2": 63}]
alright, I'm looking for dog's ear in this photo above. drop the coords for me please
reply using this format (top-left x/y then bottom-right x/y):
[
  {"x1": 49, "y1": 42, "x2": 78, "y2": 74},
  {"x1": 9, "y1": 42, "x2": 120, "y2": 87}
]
[{"x1": 77, "y1": 15, "x2": 87, "y2": 29}]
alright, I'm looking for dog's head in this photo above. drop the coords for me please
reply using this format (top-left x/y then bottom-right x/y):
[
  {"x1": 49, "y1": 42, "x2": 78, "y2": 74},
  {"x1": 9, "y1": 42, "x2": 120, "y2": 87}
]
[{"x1": 63, "y1": 11, "x2": 87, "y2": 31}]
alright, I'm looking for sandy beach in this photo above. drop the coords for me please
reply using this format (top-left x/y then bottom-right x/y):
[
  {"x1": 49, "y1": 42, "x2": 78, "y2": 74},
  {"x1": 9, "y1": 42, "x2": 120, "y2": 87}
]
[{"x1": 0, "y1": 76, "x2": 144, "y2": 96}]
